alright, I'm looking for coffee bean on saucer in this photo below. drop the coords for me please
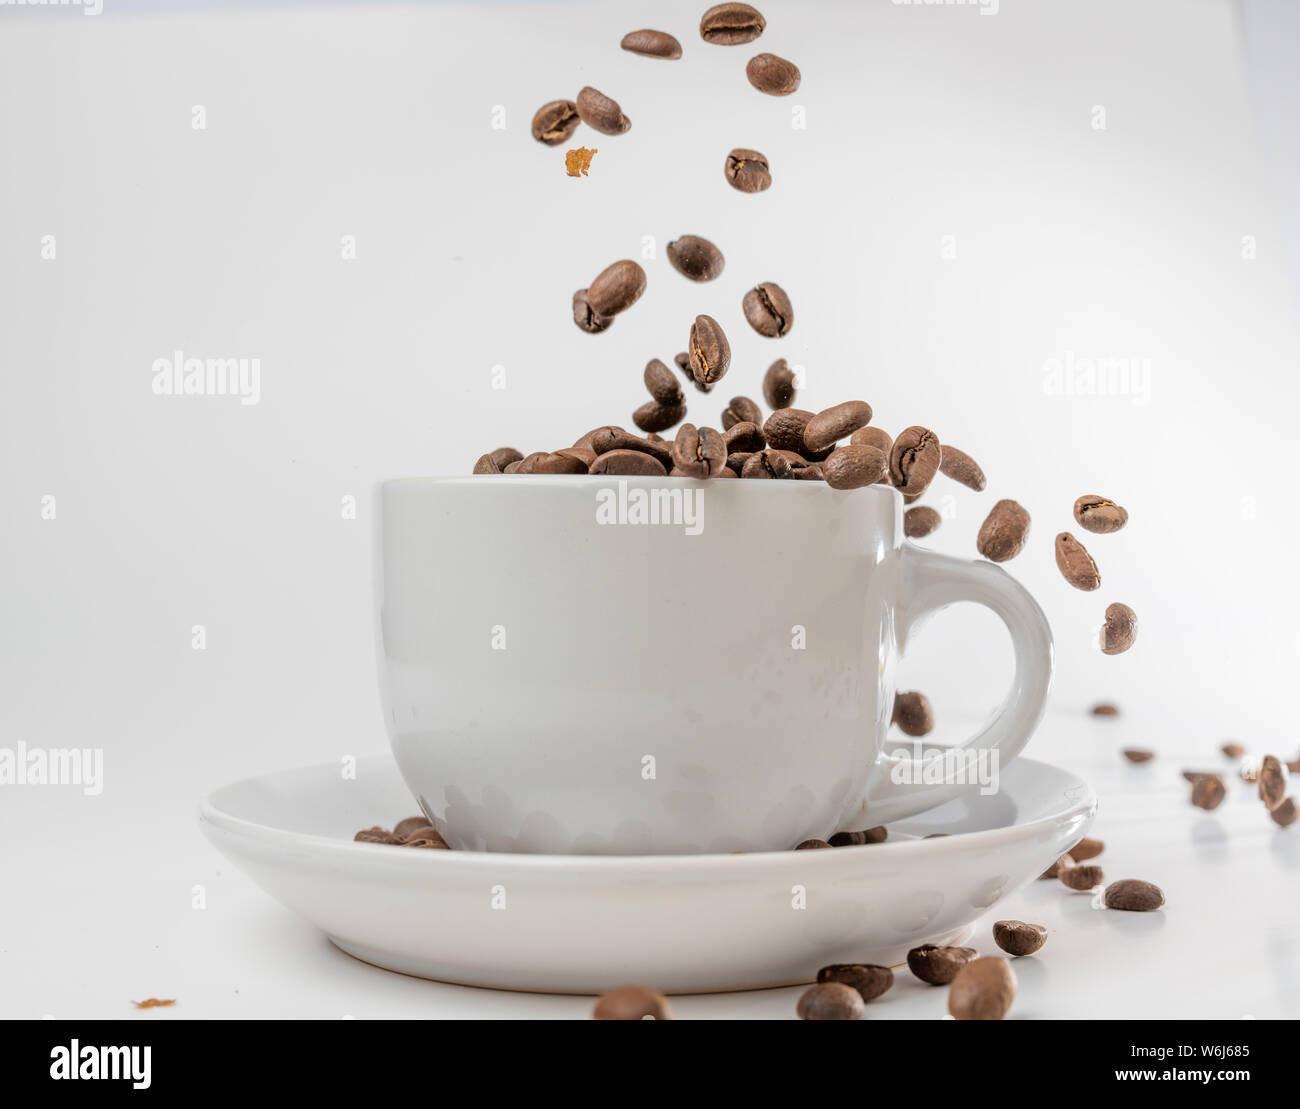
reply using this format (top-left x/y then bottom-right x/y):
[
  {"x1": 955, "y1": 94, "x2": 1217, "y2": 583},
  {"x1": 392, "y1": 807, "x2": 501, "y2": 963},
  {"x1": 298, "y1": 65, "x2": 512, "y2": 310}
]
[
  {"x1": 1067, "y1": 837, "x2": 1104, "y2": 862},
  {"x1": 795, "y1": 838, "x2": 833, "y2": 850},
  {"x1": 590, "y1": 449, "x2": 668, "y2": 477},
  {"x1": 1191, "y1": 776, "x2": 1226, "y2": 810},
  {"x1": 889, "y1": 426, "x2": 941, "y2": 497},
  {"x1": 742, "y1": 281, "x2": 793, "y2": 337},
  {"x1": 666, "y1": 235, "x2": 725, "y2": 282},
  {"x1": 823, "y1": 445, "x2": 887, "y2": 489},
  {"x1": 723, "y1": 420, "x2": 765, "y2": 453},
  {"x1": 948, "y1": 957, "x2": 1017, "y2": 1021},
  {"x1": 402, "y1": 827, "x2": 450, "y2": 849},
  {"x1": 1074, "y1": 494, "x2": 1128, "y2": 534},
  {"x1": 762, "y1": 359, "x2": 796, "y2": 409},
  {"x1": 643, "y1": 358, "x2": 684, "y2": 406},
  {"x1": 907, "y1": 945, "x2": 977, "y2": 985},
  {"x1": 688, "y1": 314, "x2": 731, "y2": 386},
  {"x1": 724, "y1": 147, "x2": 771, "y2": 193},
  {"x1": 572, "y1": 288, "x2": 612, "y2": 333},
  {"x1": 354, "y1": 827, "x2": 401, "y2": 845},
  {"x1": 992, "y1": 920, "x2": 1047, "y2": 957},
  {"x1": 1039, "y1": 853, "x2": 1074, "y2": 879},
  {"x1": 700, "y1": 2, "x2": 766, "y2": 45},
  {"x1": 938, "y1": 445, "x2": 986, "y2": 492},
  {"x1": 1271, "y1": 797, "x2": 1298, "y2": 827},
  {"x1": 893, "y1": 691, "x2": 934, "y2": 737},
  {"x1": 828, "y1": 826, "x2": 887, "y2": 847},
  {"x1": 850, "y1": 426, "x2": 892, "y2": 455},
  {"x1": 742, "y1": 450, "x2": 794, "y2": 479},
  {"x1": 817, "y1": 964, "x2": 893, "y2": 1003},
  {"x1": 1058, "y1": 864, "x2": 1104, "y2": 891},
  {"x1": 671, "y1": 423, "x2": 727, "y2": 477},
  {"x1": 576, "y1": 86, "x2": 631, "y2": 135},
  {"x1": 620, "y1": 29, "x2": 683, "y2": 58},
  {"x1": 1222, "y1": 742, "x2": 1246, "y2": 759},
  {"x1": 393, "y1": 815, "x2": 431, "y2": 840},
  {"x1": 1101, "y1": 602, "x2": 1138, "y2": 655},
  {"x1": 587, "y1": 260, "x2": 646, "y2": 317},
  {"x1": 804, "y1": 401, "x2": 872, "y2": 452},
  {"x1": 1259, "y1": 755, "x2": 1286, "y2": 810},
  {"x1": 977, "y1": 499, "x2": 1030, "y2": 562},
  {"x1": 1055, "y1": 532, "x2": 1101, "y2": 590},
  {"x1": 632, "y1": 401, "x2": 686, "y2": 434},
  {"x1": 592, "y1": 985, "x2": 672, "y2": 1020},
  {"x1": 1122, "y1": 748, "x2": 1154, "y2": 763},
  {"x1": 796, "y1": 982, "x2": 864, "y2": 1021},
  {"x1": 904, "y1": 506, "x2": 941, "y2": 538},
  {"x1": 746, "y1": 52, "x2": 800, "y2": 95},
  {"x1": 1103, "y1": 879, "x2": 1165, "y2": 911},
  {"x1": 722, "y1": 395, "x2": 763, "y2": 430},
  {"x1": 531, "y1": 99, "x2": 580, "y2": 145},
  {"x1": 1091, "y1": 703, "x2": 1120, "y2": 716}
]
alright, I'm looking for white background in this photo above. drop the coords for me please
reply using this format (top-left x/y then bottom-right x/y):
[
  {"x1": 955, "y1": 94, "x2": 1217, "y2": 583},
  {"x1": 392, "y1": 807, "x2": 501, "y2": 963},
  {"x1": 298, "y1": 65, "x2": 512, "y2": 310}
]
[{"x1": 1, "y1": 0, "x2": 1297, "y2": 1019}]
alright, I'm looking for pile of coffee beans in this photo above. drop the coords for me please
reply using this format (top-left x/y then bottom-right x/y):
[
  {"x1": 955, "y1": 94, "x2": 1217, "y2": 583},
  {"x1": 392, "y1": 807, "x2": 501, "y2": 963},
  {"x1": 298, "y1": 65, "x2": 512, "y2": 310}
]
[{"x1": 353, "y1": 815, "x2": 450, "y2": 850}]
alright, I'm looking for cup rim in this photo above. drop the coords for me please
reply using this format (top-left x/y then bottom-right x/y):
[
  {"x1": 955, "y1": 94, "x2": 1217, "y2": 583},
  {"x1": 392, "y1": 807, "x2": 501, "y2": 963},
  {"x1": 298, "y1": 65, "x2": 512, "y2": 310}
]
[{"x1": 379, "y1": 475, "x2": 900, "y2": 502}]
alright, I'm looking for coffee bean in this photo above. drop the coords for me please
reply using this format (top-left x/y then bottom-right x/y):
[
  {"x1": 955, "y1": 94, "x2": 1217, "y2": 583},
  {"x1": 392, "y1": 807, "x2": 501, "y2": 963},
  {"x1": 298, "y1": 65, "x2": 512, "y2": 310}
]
[
  {"x1": 723, "y1": 420, "x2": 765, "y2": 453},
  {"x1": 1103, "y1": 879, "x2": 1165, "y2": 912},
  {"x1": 666, "y1": 235, "x2": 725, "y2": 282},
  {"x1": 687, "y1": 314, "x2": 731, "y2": 386},
  {"x1": 1222, "y1": 742, "x2": 1246, "y2": 759},
  {"x1": 1259, "y1": 755, "x2": 1286, "y2": 810},
  {"x1": 592, "y1": 985, "x2": 672, "y2": 1020},
  {"x1": 892, "y1": 691, "x2": 934, "y2": 736},
  {"x1": 1123, "y1": 748, "x2": 1154, "y2": 763},
  {"x1": 948, "y1": 957, "x2": 1017, "y2": 1021},
  {"x1": 904, "y1": 506, "x2": 941, "y2": 538},
  {"x1": 742, "y1": 281, "x2": 793, "y2": 337},
  {"x1": 1183, "y1": 769, "x2": 1224, "y2": 784},
  {"x1": 354, "y1": 827, "x2": 402, "y2": 845},
  {"x1": 700, "y1": 2, "x2": 765, "y2": 44},
  {"x1": 620, "y1": 29, "x2": 682, "y2": 59},
  {"x1": 1058, "y1": 863, "x2": 1104, "y2": 891},
  {"x1": 587, "y1": 259, "x2": 646, "y2": 317},
  {"x1": 1074, "y1": 494, "x2": 1128, "y2": 534},
  {"x1": 721, "y1": 395, "x2": 762, "y2": 430},
  {"x1": 642, "y1": 358, "x2": 683, "y2": 406},
  {"x1": 576, "y1": 86, "x2": 631, "y2": 135},
  {"x1": 724, "y1": 147, "x2": 771, "y2": 193},
  {"x1": 557, "y1": 447, "x2": 596, "y2": 468},
  {"x1": 1039, "y1": 853, "x2": 1075, "y2": 879},
  {"x1": 489, "y1": 447, "x2": 523, "y2": 470},
  {"x1": 502, "y1": 461, "x2": 522, "y2": 473},
  {"x1": 392, "y1": 815, "x2": 430, "y2": 840},
  {"x1": 671, "y1": 350, "x2": 712, "y2": 395},
  {"x1": 590, "y1": 449, "x2": 669, "y2": 477},
  {"x1": 530, "y1": 451, "x2": 588, "y2": 475},
  {"x1": 760, "y1": 360, "x2": 795, "y2": 411},
  {"x1": 993, "y1": 920, "x2": 1047, "y2": 957},
  {"x1": 795, "y1": 838, "x2": 832, "y2": 849},
  {"x1": 745, "y1": 52, "x2": 800, "y2": 96},
  {"x1": 850, "y1": 426, "x2": 892, "y2": 454},
  {"x1": 796, "y1": 982, "x2": 864, "y2": 1021},
  {"x1": 907, "y1": 945, "x2": 977, "y2": 985},
  {"x1": 742, "y1": 450, "x2": 794, "y2": 479},
  {"x1": 632, "y1": 401, "x2": 686, "y2": 435},
  {"x1": 402, "y1": 826, "x2": 451, "y2": 849},
  {"x1": 1067, "y1": 837, "x2": 1104, "y2": 862},
  {"x1": 804, "y1": 401, "x2": 872, "y2": 452},
  {"x1": 726, "y1": 451, "x2": 753, "y2": 475},
  {"x1": 762, "y1": 408, "x2": 814, "y2": 453},
  {"x1": 1055, "y1": 532, "x2": 1101, "y2": 590},
  {"x1": 772, "y1": 449, "x2": 814, "y2": 469},
  {"x1": 1101, "y1": 602, "x2": 1138, "y2": 655},
  {"x1": 531, "y1": 99, "x2": 580, "y2": 145},
  {"x1": 671, "y1": 423, "x2": 727, "y2": 477},
  {"x1": 935, "y1": 445, "x2": 986, "y2": 492},
  {"x1": 817, "y1": 964, "x2": 893, "y2": 1003},
  {"x1": 823, "y1": 444, "x2": 887, "y2": 490},
  {"x1": 792, "y1": 464, "x2": 824, "y2": 481},
  {"x1": 573, "y1": 426, "x2": 619, "y2": 451},
  {"x1": 889, "y1": 426, "x2": 941, "y2": 497},
  {"x1": 1192, "y1": 776, "x2": 1226, "y2": 810},
  {"x1": 828, "y1": 826, "x2": 887, "y2": 846},
  {"x1": 473, "y1": 453, "x2": 502, "y2": 474},
  {"x1": 1091, "y1": 702, "x2": 1120, "y2": 716},
  {"x1": 592, "y1": 428, "x2": 672, "y2": 462},
  {"x1": 977, "y1": 499, "x2": 1031, "y2": 562},
  {"x1": 572, "y1": 288, "x2": 612, "y2": 333},
  {"x1": 1288, "y1": 755, "x2": 1300, "y2": 773},
  {"x1": 1271, "y1": 797, "x2": 1298, "y2": 827}
]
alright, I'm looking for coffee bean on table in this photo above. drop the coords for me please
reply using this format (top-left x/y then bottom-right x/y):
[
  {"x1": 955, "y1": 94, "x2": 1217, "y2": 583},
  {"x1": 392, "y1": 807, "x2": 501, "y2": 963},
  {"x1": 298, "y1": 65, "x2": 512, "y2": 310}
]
[
  {"x1": 992, "y1": 920, "x2": 1047, "y2": 957},
  {"x1": 721, "y1": 395, "x2": 762, "y2": 430},
  {"x1": 948, "y1": 957, "x2": 1017, "y2": 1021},
  {"x1": 592, "y1": 985, "x2": 673, "y2": 1020},
  {"x1": 1192, "y1": 775, "x2": 1226, "y2": 810},
  {"x1": 1271, "y1": 798, "x2": 1298, "y2": 827},
  {"x1": 795, "y1": 838, "x2": 832, "y2": 849},
  {"x1": 742, "y1": 281, "x2": 793, "y2": 337},
  {"x1": 742, "y1": 448, "x2": 793, "y2": 479},
  {"x1": 725, "y1": 147, "x2": 771, "y2": 193},
  {"x1": 904, "y1": 506, "x2": 941, "y2": 538},
  {"x1": 700, "y1": 2, "x2": 766, "y2": 44},
  {"x1": 572, "y1": 289, "x2": 612, "y2": 333},
  {"x1": 632, "y1": 401, "x2": 686, "y2": 434},
  {"x1": 1122, "y1": 748, "x2": 1154, "y2": 763},
  {"x1": 828, "y1": 826, "x2": 887, "y2": 846},
  {"x1": 893, "y1": 691, "x2": 934, "y2": 736},
  {"x1": 850, "y1": 426, "x2": 892, "y2": 453},
  {"x1": 531, "y1": 99, "x2": 580, "y2": 145},
  {"x1": 762, "y1": 408, "x2": 813, "y2": 453},
  {"x1": 1222, "y1": 742, "x2": 1246, "y2": 759},
  {"x1": 823, "y1": 444, "x2": 887, "y2": 489},
  {"x1": 889, "y1": 426, "x2": 942, "y2": 496},
  {"x1": 1058, "y1": 864, "x2": 1104, "y2": 891},
  {"x1": 671, "y1": 423, "x2": 727, "y2": 477},
  {"x1": 1103, "y1": 879, "x2": 1165, "y2": 912},
  {"x1": 1101, "y1": 602, "x2": 1138, "y2": 655},
  {"x1": 1259, "y1": 755, "x2": 1286, "y2": 810},
  {"x1": 804, "y1": 401, "x2": 872, "y2": 452},
  {"x1": 796, "y1": 982, "x2": 864, "y2": 1021},
  {"x1": 620, "y1": 29, "x2": 683, "y2": 58},
  {"x1": 590, "y1": 449, "x2": 669, "y2": 477},
  {"x1": 666, "y1": 235, "x2": 725, "y2": 282},
  {"x1": 723, "y1": 420, "x2": 765, "y2": 453},
  {"x1": 576, "y1": 86, "x2": 631, "y2": 135},
  {"x1": 1091, "y1": 702, "x2": 1119, "y2": 716},
  {"x1": 938, "y1": 445, "x2": 986, "y2": 492},
  {"x1": 688, "y1": 314, "x2": 731, "y2": 386},
  {"x1": 1040, "y1": 853, "x2": 1075, "y2": 879},
  {"x1": 746, "y1": 53, "x2": 801, "y2": 95},
  {"x1": 1074, "y1": 494, "x2": 1128, "y2": 534},
  {"x1": 817, "y1": 964, "x2": 893, "y2": 1003},
  {"x1": 643, "y1": 358, "x2": 683, "y2": 405},
  {"x1": 907, "y1": 945, "x2": 977, "y2": 985},
  {"x1": 763, "y1": 358, "x2": 796, "y2": 409},
  {"x1": 1067, "y1": 837, "x2": 1104, "y2": 861},
  {"x1": 1055, "y1": 532, "x2": 1101, "y2": 590},
  {"x1": 977, "y1": 499, "x2": 1030, "y2": 562},
  {"x1": 587, "y1": 260, "x2": 646, "y2": 317}
]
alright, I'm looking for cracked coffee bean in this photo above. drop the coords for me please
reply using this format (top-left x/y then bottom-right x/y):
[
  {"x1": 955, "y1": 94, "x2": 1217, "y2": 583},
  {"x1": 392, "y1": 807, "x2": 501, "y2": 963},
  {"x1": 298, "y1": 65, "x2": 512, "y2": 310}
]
[
  {"x1": 823, "y1": 445, "x2": 887, "y2": 489},
  {"x1": 1192, "y1": 775, "x2": 1226, "y2": 810},
  {"x1": 722, "y1": 396, "x2": 763, "y2": 430},
  {"x1": 938, "y1": 445, "x2": 986, "y2": 492},
  {"x1": 1101, "y1": 602, "x2": 1138, "y2": 655},
  {"x1": 587, "y1": 260, "x2": 646, "y2": 317},
  {"x1": 700, "y1": 2, "x2": 766, "y2": 44},
  {"x1": 1055, "y1": 532, "x2": 1101, "y2": 590},
  {"x1": 977, "y1": 499, "x2": 1030, "y2": 562},
  {"x1": 1122, "y1": 748, "x2": 1154, "y2": 763},
  {"x1": 1271, "y1": 798, "x2": 1298, "y2": 827},
  {"x1": 742, "y1": 449, "x2": 794, "y2": 479},
  {"x1": 1058, "y1": 863, "x2": 1104, "y2": 891},
  {"x1": 746, "y1": 52, "x2": 800, "y2": 95},
  {"x1": 643, "y1": 358, "x2": 683, "y2": 405},
  {"x1": 633, "y1": 401, "x2": 685, "y2": 434},
  {"x1": 620, "y1": 29, "x2": 682, "y2": 58},
  {"x1": 576, "y1": 86, "x2": 631, "y2": 135},
  {"x1": 893, "y1": 691, "x2": 934, "y2": 736},
  {"x1": 723, "y1": 420, "x2": 765, "y2": 453},
  {"x1": 666, "y1": 234, "x2": 725, "y2": 282},
  {"x1": 1074, "y1": 494, "x2": 1128, "y2": 534},
  {"x1": 1068, "y1": 837, "x2": 1104, "y2": 861},
  {"x1": 889, "y1": 426, "x2": 941, "y2": 496},
  {"x1": 688, "y1": 314, "x2": 731, "y2": 386},
  {"x1": 817, "y1": 964, "x2": 893, "y2": 1003},
  {"x1": 907, "y1": 945, "x2": 977, "y2": 985},
  {"x1": 1103, "y1": 879, "x2": 1165, "y2": 912},
  {"x1": 1259, "y1": 755, "x2": 1286, "y2": 810},
  {"x1": 993, "y1": 920, "x2": 1047, "y2": 957},
  {"x1": 804, "y1": 401, "x2": 872, "y2": 452},
  {"x1": 796, "y1": 982, "x2": 864, "y2": 1021},
  {"x1": 724, "y1": 147, "x2": 771, "y2": 193},
  {"x1": 531, "y1": 99, "x2": 580, "y2": 145},
  {"x1": 572, "y1": 289, "x2": 612, "y2": 333},
  {"x1": 948, "y1": 957, "x2": 1017, "y2": 1021},
  {"x1": 763, "y1": 358, "x2": 796, "y2": 409},
  {"x1": 742, "y1": 281, "x2": 793, "y2": 337},
  {"x1": 592, "y1": 985, "x2": 672, "y2": 1020},
  {"x1": 904, "y1": 506, "x2": 941, "y2": 538},
  {"x1": 671, "y1": 423, "x2": 727, "y2": 478},
  {"x1": 828, "y1": 827, "x2": 886, "y2": 846},
  {"x1": 795, "y1": 838, "x2": 832, "y2": 849}
]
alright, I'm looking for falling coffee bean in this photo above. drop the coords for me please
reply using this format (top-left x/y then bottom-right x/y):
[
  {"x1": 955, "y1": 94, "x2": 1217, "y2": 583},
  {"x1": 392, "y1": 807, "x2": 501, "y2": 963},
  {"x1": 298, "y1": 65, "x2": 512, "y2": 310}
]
[
  {"x1": 632, "y1": 401, "x2": 685, "y2": 434},
  {"x1": 948, "y1": 957, "x2": 1017, "y2": 1021},
  {"x1": 666, "y1": 235, "x2": 725, "y2": 282},
  {"x1": 823, "y1": 445, "x2": 887, "y2": 490},
  {"x1": 643, "y1": 358, "x2": 683, "y2": 405},
  {"x1": 688, "y1": 314, "x2": 731, "y2": 386},
  {"x1": 746, "y1": 52, "x2": 801, "y2": 96},
  {"x1": 1192, "y1": 776, "x2": 1226, "y2": 810},
  {"x1": 671, "y1": 423, "x2": 727, "y2": 478},
  {"x1": 938, "y1": 445, "x2": 986, "y2": 492},
  {"x1": 817, "y1": 964, "x2": 893, "y2": 1003},
  {"x1": 1074, "y1": 494, "x2": 1128, "y2": 534},
  {"x1": 592, "y1": 985, "x2": 672, "y2": 1020},
  {"x1": 575, "y1": 86, "x2": 631, "y2": 135},
  {"x1": 992, "y1": 920, "x2": 1047, "y2": 957},
  {"x1": 620, "y1": 29, "x2": 683, "y2": 59},
  {"x1": 1058, "y1": 864, "x2": 1104, "y2": 891},
  {"x1": 1039, "y1": 853, "x2": 1075, "y2": 879},
  {"x1": 1067, "y1": 837, "x2": 1104, "y2": 862},
  {"x1": 828, "y1": 827, "x2": 887, "y2": 847},
  {"x1": 907, "y1": 945, "x2": 977, "y2": 985},
  {"x1": 1091, "y1": 702, "x2": 1120, "y2": 716},
  {"x1": 1122, "y1": 748, "x2": 1154, "y2": 763},
  {"x1": 674, "y1": 350, "x2": 712, "y2": 394},
  {"x1": 723, "y1": 420, "x2": 765, "y2": 453},
  {"x1": 531, "y1": 99, "x2": 580, "y2": 146},
  {"x1": 1222, "y1": 742, "x2": 1246, "y2": 759},
  {"x1": 700, "y1": 2, "x2": 766, "y2": 45},
  {"x1": 722, "y1": 396, "x2": 763, "y2": 430},
  {"x1": 893, "y1": 691, "x2": 934, "y2": 737},
  {"x1": 1183, "y1": 769, "x2": 1225, "y2": 784},
  {"x1": 977, "y1": 499, "x2": 1030, "y2": 562},
  {"x1": 1271, "y1": 797, "x2": 1298, "y2": 827},
  {"x1": 795, "y1": 838, "x2": 832, "y2": 849},
  {"x1": 851, "y1": 426, "x2": 893, "y2": 454},
  {"x1": 1055, "y1": 532, "x2": 1101, "y2": 591},
  {"x1": 804, "y1": 401, "x2": 872, "y2": 452},
  {"x1": 1259, "y1": 755, "x2": 1286, "y2": 810},
  {"x1": 1103, "y1": 879, "x2": 1165, "y2": 912},
  {"x1": 1101, "y1": 602, "x2": 1138, "y2": 655},
  {"x1": 763, "y1": 358, "x2": 796, "y2": 409},
  {"x1": 904, "y1": 506, "x2": 941, "y2": 538},
  {"x1": 587, "y1": 260, "x2": 647, "y2": 317},
  {"x1": 724, "y1": 147, "x2": 771, "y2": 193},
  {"x1": 742, "y1": 281, "x2": 794, "y2": 337},
  {"x1": 742, "y1": 449, "x2": 793, "y2": 479},
  {"x1": 889, "y1": 426, "x2": 941, "y2": 497},
  {"x1": 572, "y1": 288, "x2": 612, "y2": 333},
  {"x1": 796, "y1": 982, "x2": 864, "y2": 1021},
  {"x1": 590, "y1": 449, "x2": 668, "y2": 477}
]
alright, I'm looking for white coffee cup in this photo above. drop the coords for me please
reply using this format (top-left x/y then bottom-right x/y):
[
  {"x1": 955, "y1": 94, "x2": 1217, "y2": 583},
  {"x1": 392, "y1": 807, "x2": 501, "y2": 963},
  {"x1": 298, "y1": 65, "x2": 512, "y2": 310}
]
[{"x1": 376, "y1": 476, "x2": 1052, "y2": 855}]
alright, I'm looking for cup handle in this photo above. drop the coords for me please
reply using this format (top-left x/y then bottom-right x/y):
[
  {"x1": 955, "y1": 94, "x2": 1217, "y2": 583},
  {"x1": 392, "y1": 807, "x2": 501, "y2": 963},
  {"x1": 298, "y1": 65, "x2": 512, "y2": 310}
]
[{"x1": 857, "y1": 542, "x2": 1054, "y2": 826}]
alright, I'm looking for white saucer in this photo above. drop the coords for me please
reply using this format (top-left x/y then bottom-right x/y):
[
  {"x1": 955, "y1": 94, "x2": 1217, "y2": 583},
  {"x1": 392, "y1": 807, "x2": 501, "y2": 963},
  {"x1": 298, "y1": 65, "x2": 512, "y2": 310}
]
[{"x1": 199, "y1": 756, "x2": 1094, "y2": 993}]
